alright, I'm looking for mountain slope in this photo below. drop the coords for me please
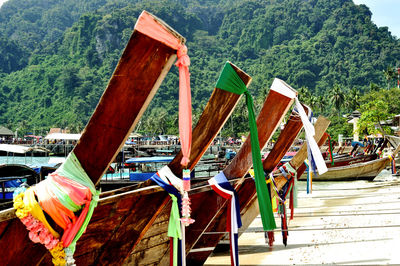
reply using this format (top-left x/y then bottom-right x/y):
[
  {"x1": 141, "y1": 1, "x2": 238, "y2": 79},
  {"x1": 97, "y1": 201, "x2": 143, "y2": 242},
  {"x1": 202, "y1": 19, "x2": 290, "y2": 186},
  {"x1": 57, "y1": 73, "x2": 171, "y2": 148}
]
[{"x1": 0, "y1": 0, "x2": 398, "y2": 135}]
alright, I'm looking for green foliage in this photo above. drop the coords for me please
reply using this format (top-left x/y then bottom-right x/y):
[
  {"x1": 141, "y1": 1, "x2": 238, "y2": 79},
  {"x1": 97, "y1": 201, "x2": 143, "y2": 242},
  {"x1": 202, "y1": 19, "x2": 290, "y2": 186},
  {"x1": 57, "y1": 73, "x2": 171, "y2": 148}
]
[
  {"x1": 0, "y1": 0, "x2": 399, "y2": 136},
  {"x1": 357, "y1": 99, "x2": 391, "y2": 135},
  {"x1": 326, "y1": 115, "x2": 352, "y2": 141},
  {"x1": 356, "y1": 87, "x2": 400, "y2": 135}
]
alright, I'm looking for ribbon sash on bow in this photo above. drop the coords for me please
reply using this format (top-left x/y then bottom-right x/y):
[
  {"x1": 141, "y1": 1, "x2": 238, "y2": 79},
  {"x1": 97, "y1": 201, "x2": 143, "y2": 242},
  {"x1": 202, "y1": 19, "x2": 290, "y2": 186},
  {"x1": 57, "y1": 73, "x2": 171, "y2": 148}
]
[
  {"x1": 150, "y1": 166, "x2": 185, "y2": 266},
  {"x1": 135, "y1": 11, "x2": 192, "y2": 166},
  {"x1": 209, "y1": 172, "x2": 242, "y2": 266},
  {"x1": 215, "y1": 62, "x2": 276, "y2": 231}
]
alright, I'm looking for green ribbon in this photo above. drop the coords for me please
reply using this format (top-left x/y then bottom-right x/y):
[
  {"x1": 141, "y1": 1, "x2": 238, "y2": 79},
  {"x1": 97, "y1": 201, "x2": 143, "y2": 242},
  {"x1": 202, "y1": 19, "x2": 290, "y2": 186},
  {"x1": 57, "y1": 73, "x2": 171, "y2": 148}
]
[
  {"x1": 48, "y1": 178, "x2": 81, "y2": 212},
  {"x1": 167, "y1": 194, "x2": 182, "y2": 266},
  {"x1": 56, "y1": 152, "x2": 100, "y2": 252},
  {"x1": 216, "y1": 62, "x2": 276, "y2": 230}
]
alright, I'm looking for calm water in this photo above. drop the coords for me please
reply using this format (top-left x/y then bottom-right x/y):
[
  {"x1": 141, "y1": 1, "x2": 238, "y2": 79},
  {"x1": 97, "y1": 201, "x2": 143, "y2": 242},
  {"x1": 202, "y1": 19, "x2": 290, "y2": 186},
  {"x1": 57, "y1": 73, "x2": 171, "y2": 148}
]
[{"x1": 0, "y1": 156, "x2": 65, "y2": 166}]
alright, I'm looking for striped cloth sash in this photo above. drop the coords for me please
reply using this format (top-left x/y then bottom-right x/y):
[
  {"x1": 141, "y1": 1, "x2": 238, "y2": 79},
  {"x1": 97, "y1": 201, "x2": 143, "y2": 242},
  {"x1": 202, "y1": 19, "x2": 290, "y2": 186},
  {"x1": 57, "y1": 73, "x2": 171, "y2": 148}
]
[
  {"x1": 150, "y1": 166, "x2": 186, "y2": 266},
  {"x1": 209, "y1": 172, "x2": 242, "y2": 266}
]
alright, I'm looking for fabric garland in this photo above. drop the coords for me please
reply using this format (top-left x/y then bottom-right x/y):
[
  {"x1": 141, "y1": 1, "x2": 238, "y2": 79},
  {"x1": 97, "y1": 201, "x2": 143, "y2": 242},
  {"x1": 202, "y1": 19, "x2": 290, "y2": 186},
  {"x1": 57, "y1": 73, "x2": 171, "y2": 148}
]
[
  {"x1": 294, "y1": 98, "x2": 328, "y2": 176},
  {"x1": 216, "y1": 61, "x2": 276, "y2": 231},
  {"x1": 326, "y1": 133, "x2": 335, "y2": 166},
  {"x1": 13, "y1": 152, "x2": 100, "y2": 265},
  {"x1": 135, "y1": 11, "x2": 192, "y2": 166},
  {"x1": 275, "y1": 163, "x2": 297, "y2": 246},
  {"x1": 208, "y1": 172, "x2": 242, "y2": 266},
  {"x1": 151, "y1": 166, "x2": 187, "y2": 266}
]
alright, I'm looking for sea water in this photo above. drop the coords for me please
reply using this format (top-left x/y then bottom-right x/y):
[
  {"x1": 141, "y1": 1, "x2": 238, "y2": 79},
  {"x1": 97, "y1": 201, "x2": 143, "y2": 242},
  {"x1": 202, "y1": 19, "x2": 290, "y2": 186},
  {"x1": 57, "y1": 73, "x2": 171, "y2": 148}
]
[{"x1": 0, "y1": 156, "x2": 65, "y2": 166}]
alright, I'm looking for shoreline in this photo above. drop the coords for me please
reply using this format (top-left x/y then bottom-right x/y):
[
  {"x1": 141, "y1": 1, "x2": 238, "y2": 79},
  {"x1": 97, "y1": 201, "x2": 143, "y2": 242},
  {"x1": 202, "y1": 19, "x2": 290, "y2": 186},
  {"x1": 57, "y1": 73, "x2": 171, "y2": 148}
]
[{"x1": 205, "y1": 170, "x2": 400, "y2": 265}]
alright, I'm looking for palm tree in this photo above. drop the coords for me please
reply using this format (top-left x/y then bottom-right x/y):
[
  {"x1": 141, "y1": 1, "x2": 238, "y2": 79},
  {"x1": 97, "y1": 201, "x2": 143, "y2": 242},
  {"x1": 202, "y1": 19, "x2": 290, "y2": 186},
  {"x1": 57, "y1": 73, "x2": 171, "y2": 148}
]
[
  {"x1": 329, "y1": 84, "x2": 345, "y2": 117},
  {"x1": 383, "y1": 66, "x2": 396, "y2": 89},
  {"x1": 347, "y1": 87, "x2": 361, "y2": 111},
  {"x1": 297, "y1": 86, "x2": 311, "y2": 103},
  {"x1": 315, "y1": 95, "x2": 326, "y2": 114}
]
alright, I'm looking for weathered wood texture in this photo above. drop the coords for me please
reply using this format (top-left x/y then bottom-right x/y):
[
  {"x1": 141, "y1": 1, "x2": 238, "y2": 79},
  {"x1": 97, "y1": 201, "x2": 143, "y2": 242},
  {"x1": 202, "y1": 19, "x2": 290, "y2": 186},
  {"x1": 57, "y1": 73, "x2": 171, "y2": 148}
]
[
  {"x1": 0, "y1": 11, "x2": 184, "y2": 265},
  {"x1": 75, "y1": 30, "x2": 179, "y2": 185},
  {"x1": 121, "y1": 64, "x2": 252, "y2": 266},
  {"x1": 185, "y1": 107, "x2": 307, "y2": 265},
  {"x1": 154, "y1": 84, "x2": 297, "y2": 265},
  {"x1": 223, "y1": 89, "x2": 295, "y2": 179},
  {"x1": 168, "y1": 63, "x2": 251, "y2": 177},
  {"x1": 275, "y1": 116, "x2": 331, "y2": 190},
  {"x1": 262, "y1": 107, "x2": 308, "y2": 172}
]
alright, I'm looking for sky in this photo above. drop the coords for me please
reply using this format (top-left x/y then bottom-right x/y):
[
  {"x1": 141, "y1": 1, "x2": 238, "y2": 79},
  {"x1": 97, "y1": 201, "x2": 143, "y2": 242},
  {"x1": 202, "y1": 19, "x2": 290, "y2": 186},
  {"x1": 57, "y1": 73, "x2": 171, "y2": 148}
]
[
  {"x1": 353, "y1": 0, "x2": 400, "y2": 38},
  {"x1": 0, "y1": 0, "x2": 399, "y2": 37}
]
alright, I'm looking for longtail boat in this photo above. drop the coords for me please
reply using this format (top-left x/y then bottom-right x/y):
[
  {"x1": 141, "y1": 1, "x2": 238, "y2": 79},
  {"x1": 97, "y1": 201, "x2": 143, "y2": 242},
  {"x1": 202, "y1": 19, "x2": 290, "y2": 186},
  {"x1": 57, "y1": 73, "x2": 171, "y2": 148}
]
[
  {"x1": 0, "y1": 59, "x2": 251, "y2": 264},
  {"x1": 0, "y1": 10, "x2": 190, "y2": 265},
  {"x1": 296, "y1": 136, "x2": 399, "y2": 182},
  {"x1": 272, "y1": 117, "x2": 331, "y2": 191},
  {"x1": 122, "y1": 78, "x2": 298, "y2": 265},
  {"x1": 77, "y1": 62, "x2": 251, "y2": 265},
  {"x1": 186, "y1": 105, "x2": 311, "y2": 264},
  {"x1": 321, "y1": 138, "x2": 388, "y2": 169},
  {"x1": 299, "y1": 157, "x2": 390, "y2": 181}
]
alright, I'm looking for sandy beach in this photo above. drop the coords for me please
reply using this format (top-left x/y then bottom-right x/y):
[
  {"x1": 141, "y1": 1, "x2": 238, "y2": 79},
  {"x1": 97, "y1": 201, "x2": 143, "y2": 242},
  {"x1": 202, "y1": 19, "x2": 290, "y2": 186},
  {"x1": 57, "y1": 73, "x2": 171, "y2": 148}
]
[{"x1": 205, "y1": 170, "x2": 400, "y2": 265}]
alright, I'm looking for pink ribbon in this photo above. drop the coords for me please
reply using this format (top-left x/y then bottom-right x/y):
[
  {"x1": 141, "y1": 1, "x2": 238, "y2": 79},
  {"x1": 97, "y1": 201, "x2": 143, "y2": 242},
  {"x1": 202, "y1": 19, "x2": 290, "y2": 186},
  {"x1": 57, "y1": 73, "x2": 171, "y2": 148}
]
[
  {"x1": 176, "y1": 45, "x2": 192, "y2": 166},
  {"x1": 135, "y1": 11, "x2": 192, "y2": 167}
]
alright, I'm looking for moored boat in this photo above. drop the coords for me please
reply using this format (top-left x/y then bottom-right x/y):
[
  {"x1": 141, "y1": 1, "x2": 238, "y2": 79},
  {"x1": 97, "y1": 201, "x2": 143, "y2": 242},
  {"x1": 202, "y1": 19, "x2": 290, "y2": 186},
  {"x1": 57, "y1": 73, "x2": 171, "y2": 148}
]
[
  {"x1": 0, "y1": 10, "x2": 190, "y2": 265},
  {"x1": 299, "y1": 157, "x2": 391, "y2": 181},
  {"x1": 124, "y1": 78, "x2": 298, "y2": 265}
]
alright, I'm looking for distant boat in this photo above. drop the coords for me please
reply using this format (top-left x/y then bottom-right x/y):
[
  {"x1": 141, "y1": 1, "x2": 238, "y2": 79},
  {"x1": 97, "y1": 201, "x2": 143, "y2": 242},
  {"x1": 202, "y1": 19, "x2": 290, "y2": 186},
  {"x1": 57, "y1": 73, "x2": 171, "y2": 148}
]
[
  {"x1": 299, "y1": 136, "x2": 400, "y2": 181},
  {"x1": 0, "y1": 143, "x2": 50, "y2": 157},
  {"x1": 299, "y1": 156, "x2": 392, "y2": 181}
]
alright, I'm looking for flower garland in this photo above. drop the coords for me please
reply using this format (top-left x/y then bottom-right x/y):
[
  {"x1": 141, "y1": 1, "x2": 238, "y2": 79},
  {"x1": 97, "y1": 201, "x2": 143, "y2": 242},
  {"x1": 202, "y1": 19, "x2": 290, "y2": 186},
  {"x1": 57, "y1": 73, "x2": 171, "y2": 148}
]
[
  {"x1": 13, "y1": 190, "x2": 67, "y2": 265},
  {"x1": 13, "y1": 152, "x2": 99, "y2": 266}
]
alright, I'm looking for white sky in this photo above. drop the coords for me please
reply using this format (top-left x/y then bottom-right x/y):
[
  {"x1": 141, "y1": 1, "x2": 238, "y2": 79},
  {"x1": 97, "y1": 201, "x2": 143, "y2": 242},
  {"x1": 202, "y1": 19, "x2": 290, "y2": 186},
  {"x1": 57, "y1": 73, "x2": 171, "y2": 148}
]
[{"x1": 0, "y1": 0, "x2": 398, "y2": 38}]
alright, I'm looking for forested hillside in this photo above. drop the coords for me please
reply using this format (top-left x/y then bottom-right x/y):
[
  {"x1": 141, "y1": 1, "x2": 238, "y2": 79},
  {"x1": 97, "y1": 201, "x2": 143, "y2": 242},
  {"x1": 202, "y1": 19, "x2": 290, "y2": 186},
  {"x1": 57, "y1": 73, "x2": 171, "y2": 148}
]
[{"x1": 0, "y1": 0, "x2": 399, "y2": 137}]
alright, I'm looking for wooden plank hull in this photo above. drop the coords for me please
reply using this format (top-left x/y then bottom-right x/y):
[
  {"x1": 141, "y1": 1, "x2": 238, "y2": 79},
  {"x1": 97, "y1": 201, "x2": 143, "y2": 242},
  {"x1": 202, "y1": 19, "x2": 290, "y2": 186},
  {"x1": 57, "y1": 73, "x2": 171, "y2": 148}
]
[
  {"x1": 186, "y1": 106, "x2": 310, "y2": 264},
  {"x1": 326, "y1": 154, "x2": 377, "y2": 168},
  {"x1": 299, "y1": 157, "x2": 390, "y2": 181},
  {"x1": 0, "y1": 10, "x2": 186, "y2": 265},
  {"x1": 134, "y1": 79, "x2": 298, "y2": 265},
  {"x1": 86, "y1": 62, "x2": 251, "y2": 265}
]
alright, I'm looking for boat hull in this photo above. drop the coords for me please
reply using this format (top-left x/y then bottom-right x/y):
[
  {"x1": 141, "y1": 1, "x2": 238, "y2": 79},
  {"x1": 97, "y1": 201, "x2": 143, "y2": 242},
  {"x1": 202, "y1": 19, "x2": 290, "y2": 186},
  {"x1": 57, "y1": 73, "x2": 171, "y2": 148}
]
[{"x1": 299, "y1": 157, "x2": 390, "y2": 181}]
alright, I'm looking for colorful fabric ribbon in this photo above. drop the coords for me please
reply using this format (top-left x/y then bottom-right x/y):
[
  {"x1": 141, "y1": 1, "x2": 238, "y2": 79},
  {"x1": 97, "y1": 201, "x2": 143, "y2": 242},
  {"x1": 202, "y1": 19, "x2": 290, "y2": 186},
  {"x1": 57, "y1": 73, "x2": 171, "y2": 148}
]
[
  {"x1": 209, "y1": 172, "x2": 242, "y2": 266},
  {"x1": 295, "y1": 98, "x2": 327, "y2": 176},
  {"x1": 13, "y1": 152, "x2": 99, "y2": 265},
  {"x1": 135, "y1": 11, "x2": 192, "y2": 166},
  {"x1": 151, "y1": 166, "x2": 186, "y2": 266},
  {"x1": 326, "y1": 133, "x2": 335, "y2": 166},
  {"x1": 216, "y1": 61, "x2": 276, "y2": 231}
]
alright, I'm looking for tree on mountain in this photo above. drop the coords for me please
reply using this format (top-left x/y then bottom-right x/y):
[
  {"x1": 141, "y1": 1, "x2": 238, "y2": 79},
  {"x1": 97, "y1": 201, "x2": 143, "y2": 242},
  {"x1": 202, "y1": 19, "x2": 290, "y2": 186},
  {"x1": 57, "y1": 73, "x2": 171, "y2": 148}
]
[
  {"x1": 357, "y1": 99, "x2": 391, "y2": 136},
  {"x1": 315, "y1": 95, "x2": 326, "y2": 115},
  {"x1": 383, "y1": 66, "x2": 396, "y2": 89},
  {"x1": 345, "y1": 87, "x2": 361, "y2": 112},
  {"x1": 329, "y1": 84, "x2": 345, "y2": 117}
]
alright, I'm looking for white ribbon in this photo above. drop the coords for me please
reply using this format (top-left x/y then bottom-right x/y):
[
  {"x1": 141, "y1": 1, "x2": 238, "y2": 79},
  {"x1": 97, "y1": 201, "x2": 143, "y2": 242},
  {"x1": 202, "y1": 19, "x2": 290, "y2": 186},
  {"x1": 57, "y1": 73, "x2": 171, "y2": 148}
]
[
  {"x1": 208, "y1": 172, "x2": 239, "y2": 266},
  {"x1": 158, "y1": 165, "x2": 184, "y2": 194},
  {"x1": 295, "y1": 98, "x2": 328, "y2": 175}
]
